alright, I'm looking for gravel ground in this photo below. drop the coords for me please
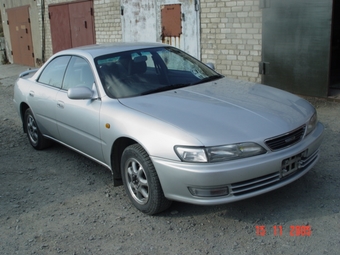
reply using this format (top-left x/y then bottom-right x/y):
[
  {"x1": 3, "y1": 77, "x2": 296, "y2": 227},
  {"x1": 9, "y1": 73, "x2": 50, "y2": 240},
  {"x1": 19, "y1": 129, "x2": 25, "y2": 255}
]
[{"x1": 1, "y1": 68, "x2": 340, "y2": 255}]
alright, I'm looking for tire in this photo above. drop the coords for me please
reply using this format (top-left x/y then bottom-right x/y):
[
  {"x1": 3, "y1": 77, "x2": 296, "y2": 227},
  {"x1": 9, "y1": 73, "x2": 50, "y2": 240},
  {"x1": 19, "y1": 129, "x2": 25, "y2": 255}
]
[
  {"x1": 121, "y1": 144, "x2": 172, "y2": 215},
  {"x1": 24, "y1": 108, "x2": 50, "y2": 150}
]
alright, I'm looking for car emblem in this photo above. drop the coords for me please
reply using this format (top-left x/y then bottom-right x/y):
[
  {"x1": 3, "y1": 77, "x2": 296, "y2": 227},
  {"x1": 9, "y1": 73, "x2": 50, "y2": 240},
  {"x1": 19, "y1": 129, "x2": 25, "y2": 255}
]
[{"x1": 285, "y1": 136, "x2": 296, "y2": 143}]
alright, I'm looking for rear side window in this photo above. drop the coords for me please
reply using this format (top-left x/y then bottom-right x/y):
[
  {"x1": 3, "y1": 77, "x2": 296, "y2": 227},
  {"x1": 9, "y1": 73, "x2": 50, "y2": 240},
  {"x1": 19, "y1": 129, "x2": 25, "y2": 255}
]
[{"x1": 38, "y1": 56, "x2": 71, "y2": 88}]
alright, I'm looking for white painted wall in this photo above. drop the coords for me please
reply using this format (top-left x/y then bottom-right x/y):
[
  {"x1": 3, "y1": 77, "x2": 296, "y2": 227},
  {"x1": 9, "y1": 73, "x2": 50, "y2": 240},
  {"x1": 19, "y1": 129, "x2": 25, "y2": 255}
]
[
  {"x1": 121, "y1": 0, "x2": 158, "y2": 42},
  {"x1": 121, "y1": 0, "x2": 200, "y2": 59}
]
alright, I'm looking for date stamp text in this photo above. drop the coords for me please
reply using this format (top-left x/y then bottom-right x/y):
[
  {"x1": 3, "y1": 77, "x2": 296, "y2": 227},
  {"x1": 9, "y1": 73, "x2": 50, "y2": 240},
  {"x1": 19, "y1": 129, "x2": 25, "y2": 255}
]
[{"x1": 255, "y1": 225, "x2": 312, "y2": 236}]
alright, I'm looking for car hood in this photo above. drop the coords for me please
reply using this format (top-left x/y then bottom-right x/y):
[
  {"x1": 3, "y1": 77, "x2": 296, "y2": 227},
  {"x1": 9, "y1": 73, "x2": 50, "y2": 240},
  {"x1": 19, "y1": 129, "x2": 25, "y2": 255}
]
[{"x1": 119, "y1": 77, "x2": 314, "y2": 146}]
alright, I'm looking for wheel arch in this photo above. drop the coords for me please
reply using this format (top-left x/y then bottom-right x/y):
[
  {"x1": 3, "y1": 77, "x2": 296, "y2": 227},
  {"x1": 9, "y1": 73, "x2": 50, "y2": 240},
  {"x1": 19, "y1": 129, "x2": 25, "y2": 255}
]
[
  {"x1": 20, "y1": 102, "x2": 30, "y2": 133},
  {"x1": 110, "y1": 137, "x2": 138, "y2": 186}
]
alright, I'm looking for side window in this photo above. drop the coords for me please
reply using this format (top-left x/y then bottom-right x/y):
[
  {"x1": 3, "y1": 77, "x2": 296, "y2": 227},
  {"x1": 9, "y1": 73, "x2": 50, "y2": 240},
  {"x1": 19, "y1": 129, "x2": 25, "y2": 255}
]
[
  {"x1": 38, "y1": 56, "x2": 71, "y2": 88},
  {"x1": 62, "y1": 56, "x2": 95, "y2": 90}
]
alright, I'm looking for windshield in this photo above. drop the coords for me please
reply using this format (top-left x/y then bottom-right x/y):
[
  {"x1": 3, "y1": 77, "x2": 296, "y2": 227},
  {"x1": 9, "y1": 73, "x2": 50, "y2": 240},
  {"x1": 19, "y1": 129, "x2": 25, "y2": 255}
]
[{"x1": 95, "y1": 47, "x2": 223, "y2": 98}]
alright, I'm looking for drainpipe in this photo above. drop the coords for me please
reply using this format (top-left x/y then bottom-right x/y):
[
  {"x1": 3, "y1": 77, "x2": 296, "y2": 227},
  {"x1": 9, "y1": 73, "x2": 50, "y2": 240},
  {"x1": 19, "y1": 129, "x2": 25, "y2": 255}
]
[
  {"x1": 195, "y1": 0, "x2": 201, "y2": 60},
  {"x1": 41, "y1": 0, "x2": 45, "y2": 63}
]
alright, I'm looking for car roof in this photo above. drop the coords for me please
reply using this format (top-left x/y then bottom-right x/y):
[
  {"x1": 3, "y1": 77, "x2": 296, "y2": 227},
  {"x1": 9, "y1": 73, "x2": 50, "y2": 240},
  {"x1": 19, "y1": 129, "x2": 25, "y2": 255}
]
[{"x1": 56, "y1": 42, "x2": 168, "y2": 59}]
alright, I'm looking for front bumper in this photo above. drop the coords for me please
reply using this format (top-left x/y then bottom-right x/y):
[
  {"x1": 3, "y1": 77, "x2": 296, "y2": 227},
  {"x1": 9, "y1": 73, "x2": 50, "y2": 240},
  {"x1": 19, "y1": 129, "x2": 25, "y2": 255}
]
[{"x1": 152, "y1": 122, "x2": 324, "y2": 205}]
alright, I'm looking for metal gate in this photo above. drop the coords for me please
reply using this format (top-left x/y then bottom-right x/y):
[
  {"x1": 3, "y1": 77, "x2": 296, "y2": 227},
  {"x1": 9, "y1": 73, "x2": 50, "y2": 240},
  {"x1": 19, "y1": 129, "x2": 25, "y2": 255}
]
[
  {"x1": 261, "y1": 0, "x2": 333, "y2": 97},
  {"x1": 7, "y1": 6, "x2": 35, "y2": 66},
  {"x1": 49, "y1": 0, "x2": 95, "y2": 54},
  {"x1": 121, "y1": 0, "x2": 200, "y2": 59}
]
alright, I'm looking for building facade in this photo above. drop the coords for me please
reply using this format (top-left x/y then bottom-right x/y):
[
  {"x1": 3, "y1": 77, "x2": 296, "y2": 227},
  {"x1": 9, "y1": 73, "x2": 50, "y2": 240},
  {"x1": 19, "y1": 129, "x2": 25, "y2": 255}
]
[
  {"x1": 0, "y1": 0, "x2": 262, "y2": 83},
  {"x1": 0, "y1": 0, "x2": 338, "y2": 97}
]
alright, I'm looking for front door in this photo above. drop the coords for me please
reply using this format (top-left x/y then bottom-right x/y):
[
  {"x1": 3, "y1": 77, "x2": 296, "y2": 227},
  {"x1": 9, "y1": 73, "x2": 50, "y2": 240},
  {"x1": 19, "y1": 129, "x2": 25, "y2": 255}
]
[{"x1": 56, "y1": 56, "x2": 103, "y2": 161}]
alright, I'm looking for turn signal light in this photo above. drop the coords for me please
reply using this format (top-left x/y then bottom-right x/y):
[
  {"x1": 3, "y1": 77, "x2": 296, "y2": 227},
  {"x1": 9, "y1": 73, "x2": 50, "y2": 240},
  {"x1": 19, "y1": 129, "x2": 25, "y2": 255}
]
[{"x1": 188, "y1": 186, "x2": 229, "y2": 197}]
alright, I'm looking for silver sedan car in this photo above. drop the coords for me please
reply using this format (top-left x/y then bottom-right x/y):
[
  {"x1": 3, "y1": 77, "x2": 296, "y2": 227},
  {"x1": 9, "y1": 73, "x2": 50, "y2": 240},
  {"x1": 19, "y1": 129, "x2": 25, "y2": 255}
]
[{"x1": 14, "y1": 42, "x2": 324, "y2": 215}]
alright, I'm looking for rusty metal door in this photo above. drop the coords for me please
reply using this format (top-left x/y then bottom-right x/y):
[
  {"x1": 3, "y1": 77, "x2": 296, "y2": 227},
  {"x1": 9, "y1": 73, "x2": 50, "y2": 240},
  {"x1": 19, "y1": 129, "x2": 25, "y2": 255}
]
[
  {"x1": 68, "y1": 1, "x2": 95, "y2": 48},
  {"x1": 49, "y1": 4, "x2": 72, "y2": 53},
  {"x1": 121, "y1": 0, "x2": 200, "y2": 59},
  {"x1": 261, "y1": 0, "x2": 333, "y2": 97},
  {"x1": 49, "y1": 0, "x2": 95, "y2": 54},
  {"x1": 161, "y1": 4, "x2": 182, "y2": 49},
  {"x1": 161, "y1": 0, "x2": 200, "y2": 58},
  {"x1": 7, "y1": 6, "x2": 35, "y2": 66}
]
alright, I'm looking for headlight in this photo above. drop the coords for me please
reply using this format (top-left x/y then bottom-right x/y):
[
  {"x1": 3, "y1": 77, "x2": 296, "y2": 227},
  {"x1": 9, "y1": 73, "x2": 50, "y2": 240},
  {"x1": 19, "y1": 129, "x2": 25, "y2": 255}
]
[
  {"x1": 174, "y1": 146, "x2": 207, "y2": 162},
  {"x1": 206, "y1": 143, "x2": 267, "y2": 162},
  {"x1": 306, "y1": 112, "x2": 317, "y2": 136},
  {"x1": 175, "y1": 143, "x2": 266, "y2": 163}
]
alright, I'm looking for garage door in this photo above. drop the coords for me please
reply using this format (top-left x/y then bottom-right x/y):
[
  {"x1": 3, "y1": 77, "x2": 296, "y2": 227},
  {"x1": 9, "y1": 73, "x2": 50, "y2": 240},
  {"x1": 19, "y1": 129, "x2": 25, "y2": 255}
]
[
  {"x1": 261, "y1": 0, "x2": 333, "y2": 97},
  {"x1": 49, "y1": 0, "x2": 95, "y2": 53},
  {"x1": 7, "y1": 6, "x2": 35, "y2": 66}
]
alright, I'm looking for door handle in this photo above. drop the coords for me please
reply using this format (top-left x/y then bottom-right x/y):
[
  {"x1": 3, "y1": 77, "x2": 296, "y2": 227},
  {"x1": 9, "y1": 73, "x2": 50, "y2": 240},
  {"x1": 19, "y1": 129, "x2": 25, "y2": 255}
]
[
  {"x1": 29, "y1": 91, "x2": 34, "y2": 97},
  {"x1": 57, "y1": 101, "x2": 64, "y2": 109}
]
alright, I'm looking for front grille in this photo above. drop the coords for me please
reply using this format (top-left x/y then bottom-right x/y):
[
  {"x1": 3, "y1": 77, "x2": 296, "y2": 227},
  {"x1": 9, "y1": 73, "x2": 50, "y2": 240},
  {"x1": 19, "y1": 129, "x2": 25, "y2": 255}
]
[
  {"x1": 265, "y1": 125, "x2": 306, "y2": 151},
  {"x1": 231, "y1": 172, "x2": 280, "y2": 196}
]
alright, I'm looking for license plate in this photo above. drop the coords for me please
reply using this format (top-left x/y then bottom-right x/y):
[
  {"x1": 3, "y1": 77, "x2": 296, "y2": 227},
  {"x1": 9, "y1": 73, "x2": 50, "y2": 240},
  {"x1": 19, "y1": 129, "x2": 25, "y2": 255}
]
[{"x1": 281, "y1": 150, "x2": 308, "y2": 178}]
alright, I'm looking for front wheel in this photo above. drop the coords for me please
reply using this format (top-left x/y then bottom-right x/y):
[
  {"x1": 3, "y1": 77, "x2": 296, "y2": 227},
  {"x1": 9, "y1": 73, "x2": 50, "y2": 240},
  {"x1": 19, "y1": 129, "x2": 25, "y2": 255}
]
[
  {"x1": 121, "y1": 144, "x2": 172, "y2": 215},
  {"x1": 24, "y1": 108, "x2": 50, "y2": 150}
]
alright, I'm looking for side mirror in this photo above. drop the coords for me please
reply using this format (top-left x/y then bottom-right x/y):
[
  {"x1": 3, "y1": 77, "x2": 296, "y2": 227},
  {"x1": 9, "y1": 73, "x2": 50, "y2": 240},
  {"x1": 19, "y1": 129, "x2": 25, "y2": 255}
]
[
  {"x1": 206, "y1": 63, "x2": 215, "y2": 70},
  {"x1": 67, "y1": 86, "x2": 94, "y2": 100}
]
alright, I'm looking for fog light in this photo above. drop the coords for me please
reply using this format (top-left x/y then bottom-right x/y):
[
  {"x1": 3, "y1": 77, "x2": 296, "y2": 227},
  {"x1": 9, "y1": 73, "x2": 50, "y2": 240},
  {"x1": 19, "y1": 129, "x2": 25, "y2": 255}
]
[{"x1": 188, "y1": 186, "x2": 229, "y2": 197}]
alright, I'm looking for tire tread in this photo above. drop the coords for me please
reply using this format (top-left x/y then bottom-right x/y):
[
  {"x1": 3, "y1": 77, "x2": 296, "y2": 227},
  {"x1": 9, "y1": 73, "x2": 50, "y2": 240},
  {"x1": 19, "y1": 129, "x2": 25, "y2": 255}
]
[{"x1": 122, "y1": 144, "x2": 172, "y2": 215}]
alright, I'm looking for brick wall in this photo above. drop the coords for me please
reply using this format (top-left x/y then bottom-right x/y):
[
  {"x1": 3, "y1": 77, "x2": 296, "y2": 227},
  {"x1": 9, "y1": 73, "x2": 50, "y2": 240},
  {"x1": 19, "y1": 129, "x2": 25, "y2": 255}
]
[
  {"x1": 200, "y1": 0, "x2": 262, "y2": 83},
  {"x1": 93, "y1": 0, "x2": 122, "y2": 44}
]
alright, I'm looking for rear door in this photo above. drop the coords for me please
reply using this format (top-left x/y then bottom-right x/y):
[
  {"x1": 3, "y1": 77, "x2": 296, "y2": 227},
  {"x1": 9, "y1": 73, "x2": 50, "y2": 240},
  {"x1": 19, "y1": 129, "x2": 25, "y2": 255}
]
[{"x1": 30, "y1": 56, "x2": 71, "y2": 139}]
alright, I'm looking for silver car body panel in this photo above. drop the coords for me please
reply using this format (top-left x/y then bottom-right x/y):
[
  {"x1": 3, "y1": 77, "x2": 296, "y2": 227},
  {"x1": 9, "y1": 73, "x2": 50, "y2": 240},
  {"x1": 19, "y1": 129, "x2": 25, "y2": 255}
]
[
  {"x1": 15, "y1": 78, "x2": 60, "y2": 139},
  {"x1": 13, "y1": 42, "x2": 324, "y2": 206},
  {"x1": 152, "y1": 122, "x2": 323, "y2": 204},
  {"x1": 119, "y1": 77, "x2": 314, "y2": 147},
  {"x1": 55, "y1": 90, "x2": 104, "y2": 161}
]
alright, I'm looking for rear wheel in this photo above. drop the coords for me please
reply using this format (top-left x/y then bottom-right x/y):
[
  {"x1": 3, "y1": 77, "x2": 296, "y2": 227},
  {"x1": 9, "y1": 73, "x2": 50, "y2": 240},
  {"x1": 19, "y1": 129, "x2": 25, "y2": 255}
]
[
  {"x1": 121, "y1": 144, "x2": 172, "y2": 215},
  {"x1": 24, "y1": 108, "x2": 50, "y2": 150}
]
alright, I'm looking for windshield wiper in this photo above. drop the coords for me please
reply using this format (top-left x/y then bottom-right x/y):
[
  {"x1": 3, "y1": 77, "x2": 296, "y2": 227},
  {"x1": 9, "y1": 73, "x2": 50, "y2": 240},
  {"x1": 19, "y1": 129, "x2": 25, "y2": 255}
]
[
  {"x1": 141, "y1": 83, "x2": 191, "y2": 96},
  {"x1": 191, "y1": 75, "x2": 223, "y2": 85},
  {"x1": 140, "y1": 75, "x2": 223, "y2": 96}
]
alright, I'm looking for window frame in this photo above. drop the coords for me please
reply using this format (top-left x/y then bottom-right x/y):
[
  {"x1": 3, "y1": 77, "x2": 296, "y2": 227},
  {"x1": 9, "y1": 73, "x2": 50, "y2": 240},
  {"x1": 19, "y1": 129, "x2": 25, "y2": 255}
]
[
  {"x1": 61, "y1": 56, "x2": 96, "y2": 91},
  {"x1": 37, "y1": 55, "x2": 71, "y2": 89}
]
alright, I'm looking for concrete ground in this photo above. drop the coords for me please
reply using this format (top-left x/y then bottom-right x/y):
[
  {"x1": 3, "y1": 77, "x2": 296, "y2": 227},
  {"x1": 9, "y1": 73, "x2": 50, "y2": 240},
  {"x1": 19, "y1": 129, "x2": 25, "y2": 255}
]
[{"x1": 0, "y1": 63, "x2": 33, "y2": 80}]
